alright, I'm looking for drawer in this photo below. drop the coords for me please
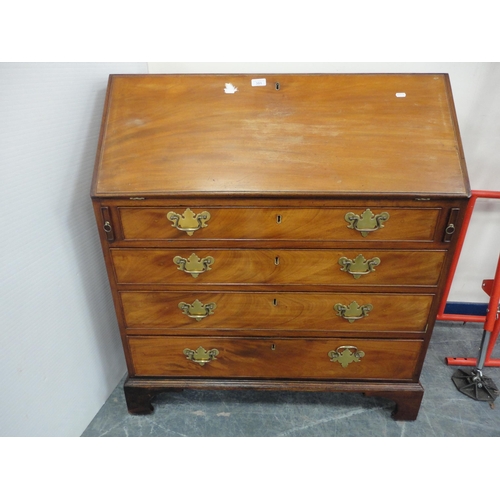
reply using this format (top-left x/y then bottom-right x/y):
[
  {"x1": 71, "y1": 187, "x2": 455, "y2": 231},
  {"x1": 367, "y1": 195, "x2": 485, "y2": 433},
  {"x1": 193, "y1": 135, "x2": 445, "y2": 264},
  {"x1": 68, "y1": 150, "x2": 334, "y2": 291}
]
[
  {"x1": 120, "y1": 291, "x2": 433, "y2": 333},
  {"x1": 128, "y1": 336, "x2": 423, "y2": 380},
  {"x1": 117, "y1": 206, "x2": 440, "y2": 242},
  {"x1": 111, "y1": 248, "x2": 445, "y2": 286}
]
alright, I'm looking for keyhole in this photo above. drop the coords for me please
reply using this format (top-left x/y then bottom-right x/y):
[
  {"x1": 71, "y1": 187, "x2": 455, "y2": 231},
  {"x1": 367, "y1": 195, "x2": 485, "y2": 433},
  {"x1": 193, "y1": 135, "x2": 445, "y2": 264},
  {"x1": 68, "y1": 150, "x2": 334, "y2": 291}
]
[
  {"x1": 273, "y1": 298, "x2": 278, "y2": 306},
  {"x1": 276, "y1": 214, "x2": 282, "y2": 224},
  {"x1": 275, "y1": 82, "x2": 280, "y2": 90},
  {"x1": 271, "y1": 343, "x2": 276, "y2": 350},
  {"x1": 275, "y1": 256, "x2": 280, "y2": 265}
]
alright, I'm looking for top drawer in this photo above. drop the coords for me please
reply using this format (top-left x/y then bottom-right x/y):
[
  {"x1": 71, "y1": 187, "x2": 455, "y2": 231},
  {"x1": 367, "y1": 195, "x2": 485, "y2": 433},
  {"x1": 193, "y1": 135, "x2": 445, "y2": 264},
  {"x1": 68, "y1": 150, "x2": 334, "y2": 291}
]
[{"x1": 117, "y1": 206, "x2": 440, "y2": 242}]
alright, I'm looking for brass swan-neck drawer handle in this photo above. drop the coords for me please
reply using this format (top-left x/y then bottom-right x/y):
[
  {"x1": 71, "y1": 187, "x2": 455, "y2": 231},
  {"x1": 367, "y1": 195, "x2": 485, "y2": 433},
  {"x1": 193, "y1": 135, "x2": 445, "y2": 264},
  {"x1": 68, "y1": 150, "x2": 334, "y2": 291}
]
[
  {"x1": 173, "y1": 253, "x2": 215, "y2": 278},
  {"x1": 338, "y1": 254, "x2": 381, "y2": 279},
  {"x1": 178, "y1": 299, "x2": 216, "y2": 321},
  {"x1": 334, "y1": 301, "x2": 373, "y2": 323},
  {"x1": 328, "y1": 346, "x2": 365, "y2": 368},
  {"x1": 183, "y1": 346, "x2": 219, "y2": 365},
  {"x1": 345, "y1": 209, "x2": 390, "y2": 237},
  {"x1": 166, "y1": 208, "x2": 211, "y2": 236}
]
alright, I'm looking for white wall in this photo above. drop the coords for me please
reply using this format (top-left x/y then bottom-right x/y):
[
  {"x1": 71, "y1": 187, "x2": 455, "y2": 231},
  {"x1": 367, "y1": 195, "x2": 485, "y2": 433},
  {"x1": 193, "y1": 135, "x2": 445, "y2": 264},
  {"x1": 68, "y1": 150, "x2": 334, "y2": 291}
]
[
  {"x1": 0, "y1": 62, "x2": 148, "y2": 436},
  {"x1": 150, "y1": 63, "x2": 500, "y2": 304}
]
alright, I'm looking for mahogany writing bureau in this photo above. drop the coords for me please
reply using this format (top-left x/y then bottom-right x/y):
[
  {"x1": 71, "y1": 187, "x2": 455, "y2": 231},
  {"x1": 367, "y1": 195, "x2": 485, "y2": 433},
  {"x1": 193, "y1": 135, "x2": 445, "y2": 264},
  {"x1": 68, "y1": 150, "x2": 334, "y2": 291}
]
[{"x1": 91, "y1": 74, "x2": 470, "y2": 420}]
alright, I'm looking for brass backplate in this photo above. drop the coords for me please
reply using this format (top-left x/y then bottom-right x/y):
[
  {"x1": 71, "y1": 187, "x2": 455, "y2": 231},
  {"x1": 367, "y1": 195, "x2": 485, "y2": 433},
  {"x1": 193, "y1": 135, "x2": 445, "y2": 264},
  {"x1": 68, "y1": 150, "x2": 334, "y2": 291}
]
[
  {"x1": 183, "y1": 346, "x2": 219, "y2": 365},
  {"x1": 345, "y1": 209, "x2": 390, "y2": 237},
  {"x1": 328, "y1": 346, "x2": 365, "y2": 368},
  {"x1": 166, "y1": 208, "x2": 211, "y2": 236},
  {"x1": 174, "y1": 253, "x2": 214, "y2": 277},
  {"x1": 338, "y1": 254, "x2": 381, "y2": 279}
]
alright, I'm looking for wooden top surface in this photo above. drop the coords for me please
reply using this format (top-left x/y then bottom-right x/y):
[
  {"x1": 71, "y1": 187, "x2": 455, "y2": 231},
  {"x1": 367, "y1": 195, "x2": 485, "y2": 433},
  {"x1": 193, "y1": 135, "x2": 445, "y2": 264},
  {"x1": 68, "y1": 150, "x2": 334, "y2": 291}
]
[{"x1": 92, "y1": 74, "x2": 470, "y2": 198}]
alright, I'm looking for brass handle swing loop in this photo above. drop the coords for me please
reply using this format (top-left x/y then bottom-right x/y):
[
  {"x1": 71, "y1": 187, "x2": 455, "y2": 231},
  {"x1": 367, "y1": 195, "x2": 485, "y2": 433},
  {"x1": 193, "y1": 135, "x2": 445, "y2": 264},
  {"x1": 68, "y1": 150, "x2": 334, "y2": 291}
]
[
  {"x1": 338, "y1": 254, "x2": 381, "y2": 279},
  {"x1": 334, "y1": 301, "x2": 373, "y2": 323},
  {"x1": 345, "y1": 209, "x2": 390, "y2": 237},
  {"x1": 178, "y1": 299, "x2": 217, "y2": 321},
  {"x1": 167, "y1": 208, "x2": 211, "y2": 236},
  {"x1": 183, "y1": 346, "x2": 219, "y2": 365},
  {"x1": 328, "y1": 346, "x2": 365, "y2": 368},
  {"x1": 173, "y1": 253, "x2": 215, "y2": 278}
]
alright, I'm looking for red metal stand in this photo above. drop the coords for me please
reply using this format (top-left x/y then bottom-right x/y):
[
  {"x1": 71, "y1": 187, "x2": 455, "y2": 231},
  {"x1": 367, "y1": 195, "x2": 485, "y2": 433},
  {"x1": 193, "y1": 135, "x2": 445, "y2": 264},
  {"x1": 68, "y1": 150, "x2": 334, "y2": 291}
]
[{"x1": 437, "y1": 190, "x2": 500, "y2": 367}]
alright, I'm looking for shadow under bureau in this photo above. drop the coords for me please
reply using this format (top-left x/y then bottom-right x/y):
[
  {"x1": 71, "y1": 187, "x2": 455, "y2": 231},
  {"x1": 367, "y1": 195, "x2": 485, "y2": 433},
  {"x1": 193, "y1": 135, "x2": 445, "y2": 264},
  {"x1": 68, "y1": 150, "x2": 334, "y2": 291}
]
[{"x1": 91, "y1": 74, "x2": 470, "y2": 420}]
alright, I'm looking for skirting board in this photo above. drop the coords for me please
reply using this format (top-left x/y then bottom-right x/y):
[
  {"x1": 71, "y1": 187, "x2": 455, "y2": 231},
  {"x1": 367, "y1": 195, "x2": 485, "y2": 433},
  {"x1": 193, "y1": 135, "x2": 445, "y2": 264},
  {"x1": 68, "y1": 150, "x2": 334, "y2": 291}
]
[{"x1": 443, "y1": 302, "x2": 488, "y2": 318}]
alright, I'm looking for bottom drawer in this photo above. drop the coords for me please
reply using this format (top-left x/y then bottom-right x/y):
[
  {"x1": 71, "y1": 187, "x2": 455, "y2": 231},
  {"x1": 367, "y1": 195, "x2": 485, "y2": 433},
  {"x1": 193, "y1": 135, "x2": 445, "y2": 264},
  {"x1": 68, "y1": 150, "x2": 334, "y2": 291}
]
[{"x1": 128, "y1": 336, "x2": 423, "y2": 381}]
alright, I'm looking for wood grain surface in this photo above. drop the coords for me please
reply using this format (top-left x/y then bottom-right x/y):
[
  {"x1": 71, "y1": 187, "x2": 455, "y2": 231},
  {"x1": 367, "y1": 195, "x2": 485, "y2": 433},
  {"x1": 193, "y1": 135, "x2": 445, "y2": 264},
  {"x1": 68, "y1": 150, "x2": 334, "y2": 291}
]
[
  {"x1": 117, "y1": 206, "x2": 440, "y2": 241},
  {"x1": 120, "y1": 291, "x2": 433, "y2": 332},
  {"x1": 128, "y1": 336, "x2": 423, "y2": 380},
  {"x1": 92, "y1": 74, "x2": 469, "y2": 197},
  {"x1": 111, "y1": 248, "x2": 445, "y2": 286}
]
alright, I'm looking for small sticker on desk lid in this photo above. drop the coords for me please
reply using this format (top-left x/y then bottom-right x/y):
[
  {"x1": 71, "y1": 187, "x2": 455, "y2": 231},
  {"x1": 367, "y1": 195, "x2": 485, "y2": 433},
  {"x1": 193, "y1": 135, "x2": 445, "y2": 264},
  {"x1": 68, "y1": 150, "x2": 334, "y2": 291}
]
[
  {"x1": 251, "y1": 78, "x2": 267, "y2": 87},
  {"x1": 224, "y1": 83, "x2": 238, "y2": 94},
  {"x1": 396, "y1": 92, "x2": 406, "y2": 98}
]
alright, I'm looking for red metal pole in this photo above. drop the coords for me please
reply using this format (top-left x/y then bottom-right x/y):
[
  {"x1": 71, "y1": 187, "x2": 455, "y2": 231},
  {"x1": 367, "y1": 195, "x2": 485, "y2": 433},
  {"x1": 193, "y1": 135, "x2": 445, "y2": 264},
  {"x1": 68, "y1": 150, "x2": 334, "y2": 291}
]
[
  {"x1": 484, "y1": 254, "x2": 500, "y2": 332},
  {"x1": 479, "y1": 254, "x2": 500, "y2": 368},
  {"x1": 441, "y1": 190, "x2": 500, "y2": 367},
  {"x1": 483, "y1": 315, "x2": 500, "y2": 365},
  {"x1": 445, "y1": 248, "x2": 500, "y2": 367},
  {"x1": 437, "y1": 192, "x2": 478, "y2": 320},
  {"x1": 437, "y1": 190, "x2": 500, "y2": 323}
]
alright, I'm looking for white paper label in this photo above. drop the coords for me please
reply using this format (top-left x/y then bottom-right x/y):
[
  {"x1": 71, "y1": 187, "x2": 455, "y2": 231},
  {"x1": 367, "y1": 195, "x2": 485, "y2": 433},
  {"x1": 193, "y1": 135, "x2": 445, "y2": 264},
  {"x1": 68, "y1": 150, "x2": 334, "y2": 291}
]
[
  {"x1": 251, "y1": 78, "x2": 267, "y2": 87},
  {"x1": 224, "y1": 83, "x2": 238, "y2": 94},
  {"x1": 395, "y1": 92, "x2": 406, "y2": 98}
]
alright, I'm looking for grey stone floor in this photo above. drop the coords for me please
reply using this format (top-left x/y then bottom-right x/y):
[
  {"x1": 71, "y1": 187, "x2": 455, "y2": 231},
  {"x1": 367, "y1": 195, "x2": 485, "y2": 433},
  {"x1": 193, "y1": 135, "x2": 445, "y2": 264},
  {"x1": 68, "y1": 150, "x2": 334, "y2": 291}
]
[{"x1": 82, "y1": 321, "x2": 500, "y2": 437}]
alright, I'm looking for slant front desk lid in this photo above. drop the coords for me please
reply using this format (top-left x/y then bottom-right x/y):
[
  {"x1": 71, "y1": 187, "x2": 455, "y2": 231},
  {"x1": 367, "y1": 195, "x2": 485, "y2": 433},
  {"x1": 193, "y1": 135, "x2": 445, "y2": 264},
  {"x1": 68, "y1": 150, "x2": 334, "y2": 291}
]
[{"x1": 92, "y1": 74, "x2": 470, "y2": 198}]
